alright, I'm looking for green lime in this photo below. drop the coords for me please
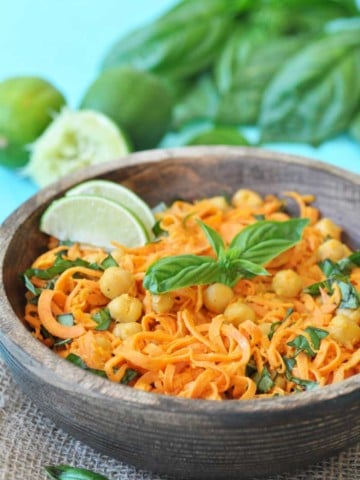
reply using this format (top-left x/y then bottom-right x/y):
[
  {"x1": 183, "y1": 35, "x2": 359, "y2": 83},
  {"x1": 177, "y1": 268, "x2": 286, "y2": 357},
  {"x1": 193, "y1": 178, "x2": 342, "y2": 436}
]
[
  {"x1": 80, "y1": 66, "x2": 173, "y2": 150},
  {"x1": 40, "y1": 194, "x2": 149, "y2": 250},
  {"x1": 66, "y1": 180, "x2": 155, "y2": 239},
  {"x1": 0, "y1": 76, "x2": 66, "y2": 168},
  {"x1": 25, "y1": 109, "x2": 131, "y2": 187}
]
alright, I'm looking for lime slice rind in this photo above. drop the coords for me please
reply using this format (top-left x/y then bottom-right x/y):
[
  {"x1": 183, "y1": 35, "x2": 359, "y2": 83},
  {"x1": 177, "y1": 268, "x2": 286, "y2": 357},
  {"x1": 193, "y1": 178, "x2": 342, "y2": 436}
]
[
  {"x1": 66, "y1": 179, "x2": 155, "y2": 239},
  {"x1": 40, "y1": 194, "x2": 149, "y2": 250}
]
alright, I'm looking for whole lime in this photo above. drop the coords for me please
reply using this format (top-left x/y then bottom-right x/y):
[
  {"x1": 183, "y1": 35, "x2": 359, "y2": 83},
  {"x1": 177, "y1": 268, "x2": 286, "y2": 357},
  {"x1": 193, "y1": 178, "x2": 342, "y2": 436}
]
[
  {"x1": 80, "y1": 66, "x2": 173, "y2": 150},
  {"x1": 0, "y1": 76, "x2": 66, "y2": 168}
]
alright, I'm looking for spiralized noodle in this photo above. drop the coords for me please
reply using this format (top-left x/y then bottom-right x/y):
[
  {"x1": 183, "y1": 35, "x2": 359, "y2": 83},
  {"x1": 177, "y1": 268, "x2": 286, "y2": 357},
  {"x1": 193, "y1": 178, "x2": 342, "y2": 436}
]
[{"x1": 24, "y1": 190, "x2": 360, "y2": 400}]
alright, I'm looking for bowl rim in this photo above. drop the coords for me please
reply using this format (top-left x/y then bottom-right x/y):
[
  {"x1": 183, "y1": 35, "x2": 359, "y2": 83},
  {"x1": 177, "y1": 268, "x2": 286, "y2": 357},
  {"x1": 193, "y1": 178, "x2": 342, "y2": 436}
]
[{"x1": 1, "y1": 145, "x2": 359, "y2": 415}]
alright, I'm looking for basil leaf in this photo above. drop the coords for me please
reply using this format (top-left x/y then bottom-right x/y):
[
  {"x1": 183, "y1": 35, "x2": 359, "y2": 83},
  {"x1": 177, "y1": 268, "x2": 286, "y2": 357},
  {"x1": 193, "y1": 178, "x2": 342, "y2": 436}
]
[
  {"x1": 268, "y1": 321, "x2": 281, "y2": 340},
  {"x1": 254, "y1": 366, "x2": 275, "y2": 393},
  {"x1": 143, "y1": 254, "x2": 222, "y2": 293},
  {"x1": 24, "y1": 253, "x2": 102, "y2": 281},
  {"x1": 287, "y1": 326, "x2": 328, "y2": 357},
  {"x1": 23, "y1": 274, "x2": 42, "y2": 296},
  {"x1": 100, "y1": 255, "x2": 118, "y2": 269},
  {"x1": 350, "y1": 110, "x2": 360, "y2": 142},
  {"x1": 215, "y1": 28, "x2": 307, "y2": 124},
  {"x1": 283, "y1": 355, "x2": 318, "y2": 391},
  {"x1": 56, "y1": 313, "x2": 74, "y2": 327},
  {"x1": 45, "y1": 465, "x2": 109, "y2": 480},
  {"x1": 66, "y1": 354, "x2": 107, "y2": 378},
  {"x1": 288, "y1": 334, "x2": 316, "y2": 357},
  {"x1": 229, "y1": 258, "x2": 269, "y2": 279},
  {"x1": 53, "y1": 338, "x2": 72, "y2": 348},
  {"x1": 185, "y1": 126, "x2": 249, "y2": 146},
  {"x1": 260, "y1": 25, "x2": 360, "y2": 145},
  {"x1": 229, "y1": 218, "x2": 309, "y2": 265},
  {"x1": 291, "y1": 377, "x2": 318, "y2": 391},
  {"x1": 283, "y1": 356, "x2": 296, "y2": 374},
  {"x1": 120, "y1": 368, "x2": 140, "y2": 385},
  {"x1": 152, "y1": 220, "x2": 168, "y2": 238},
  {"x1": 92, "y1": 308, "x2": 112, "y2": 331},
  {"x1": 305, "y1": 326, "x2": 329, "y2": 351},
  {"x1": 102, "y1": 0, "x2": 244, "y2": 80},
  {"x1": 172, "y1": 75, "x2": 219, "y2": 129},
  {"x1": 337, "y1": 280, "x2": 360, "y2": 309},
  {"x1": 197, "y1": 221, "x2": 225, "y2": 260}
]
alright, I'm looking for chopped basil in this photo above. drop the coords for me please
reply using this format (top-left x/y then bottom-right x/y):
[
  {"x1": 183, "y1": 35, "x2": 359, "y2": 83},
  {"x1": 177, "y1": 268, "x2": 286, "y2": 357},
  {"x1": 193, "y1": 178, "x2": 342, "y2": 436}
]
[
  {"x1": 268, "y1": 321, "x2": 281, "y2": 340},
  {"x1": 100, "y1": 254, "x2": 118, "y2": 269},
  {"x1": 287, "y1": 326, "x2": 328, "y2": 357},
  {"x1": 92, "y1": 308, "x2": 112, "y2": 331},
  {"x1": 305, "y1": 252, "x2": 360, "y2": 309},
  {"x1": 283, "y1": 356, "x2": 318, "y2": 392},
  {"x1": 23, "y1": 274, "x2": 42, "y2": 296},
  {"x1": 66, "y1": 353, "x2": 107, "y2": 378},
  {"x1": 245, "y1": 358, "x2": 257, "y2": 377},
  {"x1": 120, "y1": 368, "x2": 140, "y2": 385},
  {"x1": 254, "y1": 214, "x2": 265, "y2": 221},
  {"x1": 56, "y1": 313, "x2": 74, "y2": 326},
  {"x1": 53, "y1": 338, "x2": 72, "y2": 348},
  {"x1": 254, "y1": 366, "x2": 275, "y2": 393},
  {"x1": 152, "y1": 220, "x2": 168, "y2": 238}
]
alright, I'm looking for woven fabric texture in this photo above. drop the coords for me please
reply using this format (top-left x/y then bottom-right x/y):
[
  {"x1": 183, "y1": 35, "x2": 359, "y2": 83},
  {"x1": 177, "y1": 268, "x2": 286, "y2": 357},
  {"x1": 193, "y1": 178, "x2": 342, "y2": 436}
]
[{"x1": 0, "y1": 357, "x2": 359, "y2": 480}]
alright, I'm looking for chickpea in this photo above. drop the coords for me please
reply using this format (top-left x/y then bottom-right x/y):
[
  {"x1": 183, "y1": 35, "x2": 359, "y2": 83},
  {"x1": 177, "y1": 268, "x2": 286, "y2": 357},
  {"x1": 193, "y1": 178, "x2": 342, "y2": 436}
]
[
  {"x1": 108, "y1": 294, "x2": 143, "y2": 323},
  {"x1": 232, "y1": 189, "x2": 263, "y2": 208},
  {"x1": 272, "y1": 269, "x2": 303, "y2": 298},
  {"x1": 151, "y1": 293, "x2": 174, "y2": 314},
  {"x1": 99, "y1": 267, "x2": 135, "y2": 299},
  {"x1": 317, "y1": 239, "x2": 350, "y2": 263},
  {"x1": 113, "y1": 321, "x2": 142, "y2": 340},
  {"x1": 336, "y1": 308, "x2": 360, "y2": 323},
  {"x1": 208, "y1": 196, "x2": 229, "y2": 212},
  {"x1": 258, "y1": 322, "x2": 272, "y2": 336},
  {"x1": 314, "y1": 218, "x2": 342, "y2": 240},
  {"x1": 203, "y1": 283, "x2": 234, "y2": 313},
  {"x1": 224, "y1": 301, "x2": 256, "y2": 326},
  {"x1": 328, "y1": 314, "x2": 360, "y2": 347}
]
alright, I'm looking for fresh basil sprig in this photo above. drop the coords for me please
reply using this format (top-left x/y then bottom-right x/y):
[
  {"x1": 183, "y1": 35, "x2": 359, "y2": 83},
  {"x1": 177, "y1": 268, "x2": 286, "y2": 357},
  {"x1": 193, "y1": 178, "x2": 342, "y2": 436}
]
[
  {"x1": 144, "y1": 218, "x2": 308, "y2": 293},
  {"x1": 45, "y1": 465, "x2": 109, "y2": 480}
]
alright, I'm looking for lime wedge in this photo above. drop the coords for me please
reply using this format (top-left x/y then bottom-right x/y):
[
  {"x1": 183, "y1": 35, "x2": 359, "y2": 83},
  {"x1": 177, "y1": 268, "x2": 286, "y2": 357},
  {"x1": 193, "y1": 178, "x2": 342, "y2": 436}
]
[
  {"x1": 66, "y1": 180, "x2": 155, "y2": 239},
  {"x1": 24, "y1": 108, "x2": 131, "y2": 187},
  {"x1": 40, "y1": 195, "x2": 149, "y2": 250}
]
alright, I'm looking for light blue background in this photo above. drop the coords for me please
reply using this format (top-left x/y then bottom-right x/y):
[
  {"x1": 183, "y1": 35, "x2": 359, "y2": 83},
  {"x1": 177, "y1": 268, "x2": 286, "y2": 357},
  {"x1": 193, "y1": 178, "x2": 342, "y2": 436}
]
[{"x1": 0, "y1": 0, "x2": 359, "y2": 224}]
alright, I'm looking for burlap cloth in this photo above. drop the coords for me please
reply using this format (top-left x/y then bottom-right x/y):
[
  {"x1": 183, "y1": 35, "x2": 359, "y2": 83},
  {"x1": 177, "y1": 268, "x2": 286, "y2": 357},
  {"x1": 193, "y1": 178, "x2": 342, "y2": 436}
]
[{"x1": 0, "y1": 357, "x2": 359, "y2": 480}]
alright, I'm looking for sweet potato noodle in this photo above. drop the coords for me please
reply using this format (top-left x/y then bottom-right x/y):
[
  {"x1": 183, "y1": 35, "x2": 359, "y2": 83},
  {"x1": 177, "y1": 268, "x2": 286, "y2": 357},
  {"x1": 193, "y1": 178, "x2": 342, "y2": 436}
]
[{"x1": 24, "y1": 190, "x2": 360, "y2": 400}]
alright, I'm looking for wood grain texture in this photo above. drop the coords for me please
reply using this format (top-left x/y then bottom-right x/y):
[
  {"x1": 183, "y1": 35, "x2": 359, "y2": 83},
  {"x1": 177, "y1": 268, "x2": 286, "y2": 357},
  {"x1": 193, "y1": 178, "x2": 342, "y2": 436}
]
[{"x1": 0, "y1": 146, "x2": 359, "y2": 479}]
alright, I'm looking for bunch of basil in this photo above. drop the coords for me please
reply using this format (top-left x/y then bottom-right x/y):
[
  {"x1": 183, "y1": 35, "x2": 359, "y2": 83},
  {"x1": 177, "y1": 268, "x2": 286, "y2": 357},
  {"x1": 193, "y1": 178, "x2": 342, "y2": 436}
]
[{"x1": 102, "y1": 0, "x2": 360, "y2": 146}]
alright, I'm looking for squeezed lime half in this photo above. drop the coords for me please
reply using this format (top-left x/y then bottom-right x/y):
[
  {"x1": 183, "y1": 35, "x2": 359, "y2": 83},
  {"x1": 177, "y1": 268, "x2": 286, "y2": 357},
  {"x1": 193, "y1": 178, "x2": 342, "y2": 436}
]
[{"x1": 25, "y1": 108, "x2": 131, "y2": 186}]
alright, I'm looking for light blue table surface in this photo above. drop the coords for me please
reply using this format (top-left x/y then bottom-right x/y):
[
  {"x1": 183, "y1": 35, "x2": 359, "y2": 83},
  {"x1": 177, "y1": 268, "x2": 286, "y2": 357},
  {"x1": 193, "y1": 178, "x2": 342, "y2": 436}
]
[{"x1": 0, "y1": 0, "x2": 359, "y2": 225}]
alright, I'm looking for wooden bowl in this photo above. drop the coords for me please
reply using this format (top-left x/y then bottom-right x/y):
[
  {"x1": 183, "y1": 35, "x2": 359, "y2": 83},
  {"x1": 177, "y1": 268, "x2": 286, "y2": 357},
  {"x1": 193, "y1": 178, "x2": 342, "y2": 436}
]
[{"x1": 0, "y1": 146, "x2": 359, "y2": 479}]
